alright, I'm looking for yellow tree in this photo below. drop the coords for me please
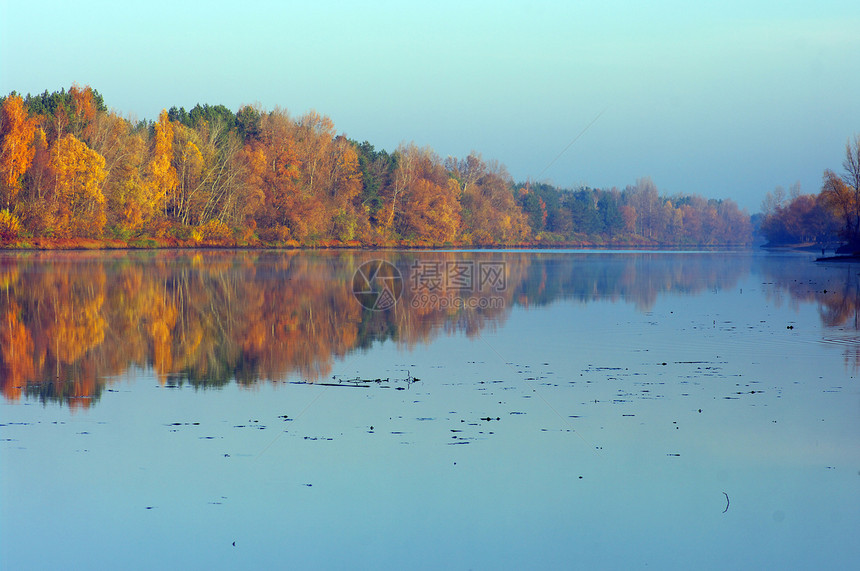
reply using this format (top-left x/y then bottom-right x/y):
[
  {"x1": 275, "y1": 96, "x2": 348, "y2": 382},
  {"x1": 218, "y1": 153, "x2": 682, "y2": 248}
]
[
  {"x1": 147, "y1": 110, "x2": 177, "y2": 219},
  {"x1": 25, "y1": 128, "x2": 51, "y2": 200},
  {"x1": 326, "y1": 137, "x2": 362, "y2": 206},
  {"x1": 12, "y1": 127, "x2": 54, "y2": 237},
  {"x1": 288, "y1": 110, "x2": 339, "y2": 239},
  {"x1": 170, "y1": 121, "x2": 205, "y2": 225},
  {"x1": 252, "y1": 109, "x2": 314, "y2": 240},
  {"x1": 393, "y1": 144, "x2": 461, "y2": 242},
  {"x1": 86, "y1": 111, "x2": 151, "y2": 233},
  {"x1": 401, "y1": 177, "x2": 461, "y2": 242},
  {"x1": 325, "y1": 136, "x2": 364, "y2": 241},
  {"x1": 383, "y1": 142, "x2": 418, "y2": 237},
  {"x1": 68, "y1": 84, "x2": 99, "y2": 143},
  {"x1": 190, "y1": 121, "x2": 257, "y2": 230},
  {"x1": 458, "y1": 156, "x2": 529, "y2": 244},
  {"x1": 251, "y1": 110, "x2": 296, "y2": 235},
  {"x1": 0, "y1": 94, "x2": 39, "y2": 209},
  {"x1": 294, "y1": 110, "x2": 335, "y2": 198},
  {"x1": 620, "y1": 204, "x2": 637, "y2": 234},
  {"x1": 821, "y1": 169, "x2": 856, "y2": 240},
  {"x1": 50, "y1": 134, "x2": 107, "y2": 237}
]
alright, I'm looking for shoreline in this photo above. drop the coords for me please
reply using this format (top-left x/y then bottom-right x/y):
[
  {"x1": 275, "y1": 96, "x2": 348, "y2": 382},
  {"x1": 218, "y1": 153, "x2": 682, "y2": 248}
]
[
  {"x1": 1, "y1": 240, "x2": 756, "y2": 252},
  {"x1": 815, "y1": 254, "x2": 860, "y2": 262}
]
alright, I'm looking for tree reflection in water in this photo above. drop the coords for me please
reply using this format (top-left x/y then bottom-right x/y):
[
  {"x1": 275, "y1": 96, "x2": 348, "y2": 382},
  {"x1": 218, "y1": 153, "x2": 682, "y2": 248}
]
[
  {"x1": 1, "y1": 250, "x2": 759, "y2": 407},
  {"x1": 759, "y1": 256, "x2": 860, "y2": 369}
]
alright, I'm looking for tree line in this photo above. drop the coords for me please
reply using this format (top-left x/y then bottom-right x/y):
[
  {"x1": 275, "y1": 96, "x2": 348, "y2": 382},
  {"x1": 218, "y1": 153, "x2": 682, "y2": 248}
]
[
  {"x1": 0, "y1": 84, "x2": 752, "y2": 248},
  {"x1": 759, "y1": 136, "x2": 860, "y2": 248}
]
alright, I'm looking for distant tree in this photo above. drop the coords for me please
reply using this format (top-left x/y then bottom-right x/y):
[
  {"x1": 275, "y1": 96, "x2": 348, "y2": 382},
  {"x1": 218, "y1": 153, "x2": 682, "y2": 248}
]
[
  {"x1": 713, "y1": 198, "x2": 753, "y2": 244},
  {"x1": 679, "y1": 201, "x2": 701, "y2": 242},
  {"x1": 598, "y1": 190, "x2": 623, "y2": 238},
  {"x1": 518, "y1": 186, "x2": 548, "y2": 232},
  {"x1": 351, "y1": 139, "x2": 395, "y2": 227},
  {"x1": 385, "y1": 143, "x2": 460, "y2": 242},
  {"x1": 169, "y1": 103, "x2": 237, "y2": 133},
  {"x1": 821, "y1": 169, "x2": 856, "y2": 242},
  {"x1": 761, "y1": 185, "x2": 786, "y2": 217},
  {"x1": 67, "y1": 84, "x2": 100, "y2": 143},
  {"x1": 761, "y1": 193, "x2": 836, "y2": 244},
  {"x1": 566, "y1": 189, "x2": 600, "y2": 235},
  {"x1": 659, "y1": 199, "x2": 682, "y2": 242},
  {"x1": 842, "y1": 135, "x2": 860, "y2": 244},
  {"x1": 167, "y1": 106, "x2": 190, "y2": 126},
  {"x1": 250, "y1": 108, "x2": 301, "y2": 238},
  {"x1": 550, "y1": 204, "x2": 574, "y2": 235},
  {"x1": 236, "y1": 105, "x2": 262, "y2": 141},
  {"x1": 23, "y1": 85, "x2": 105, "y2": 143},
  {"x1": 518, "y1": 182, "x2": 563, "y2": 234},
  {"x1": 620, "y1": 204, "x2": 637, "y2": 234},
  {"x1": 456, "y1": 154, "x2": 528, "y2": 244},
  {"x1": 624, "y1": 178, "x2": 659, "y2": 238}
]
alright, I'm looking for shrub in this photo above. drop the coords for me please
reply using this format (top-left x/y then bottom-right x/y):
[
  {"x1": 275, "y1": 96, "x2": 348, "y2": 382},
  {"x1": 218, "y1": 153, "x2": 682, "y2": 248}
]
[
  {"x1": 108, "y1": 224, "x2": 134, "y2": 241},
  {"x1": 0, "y1": 209, "x2": 22, "y2": 243},
  {"x1": 257, "y1": 224, "x2": 292, "y2": 244},
  {"x1": 331, "y1": 210, "x2": 357, "y2": 242},
  {"x1": 199, "y1": 219, "x2": 232, "y2": 242}
]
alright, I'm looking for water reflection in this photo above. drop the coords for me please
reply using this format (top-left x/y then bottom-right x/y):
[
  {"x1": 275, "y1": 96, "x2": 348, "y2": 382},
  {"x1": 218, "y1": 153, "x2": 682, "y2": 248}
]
[
  {"x1": 758, "y1": 256, "x2": 860, "y2": 368},
  {"x1": 1, "y1": 250, "x2": 761, "y2": 406}
]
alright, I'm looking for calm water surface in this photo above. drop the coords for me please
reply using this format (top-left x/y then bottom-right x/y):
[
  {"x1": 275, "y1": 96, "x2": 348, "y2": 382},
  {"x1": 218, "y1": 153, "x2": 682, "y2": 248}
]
[{"x1": 1, "y1": 250, "x2": 858, "y2": 569}]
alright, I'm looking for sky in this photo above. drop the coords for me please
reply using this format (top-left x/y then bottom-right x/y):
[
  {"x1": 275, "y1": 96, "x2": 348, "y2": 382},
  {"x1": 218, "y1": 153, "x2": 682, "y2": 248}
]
[{"x1": 2, "y1": 0, "x2": 859, "y2": 213}]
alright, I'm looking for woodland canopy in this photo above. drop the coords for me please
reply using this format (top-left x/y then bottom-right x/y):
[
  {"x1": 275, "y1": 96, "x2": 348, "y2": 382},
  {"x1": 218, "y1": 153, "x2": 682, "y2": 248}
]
[{"x1": 0, "y1": 85, "x2": 754, "y2": 248}]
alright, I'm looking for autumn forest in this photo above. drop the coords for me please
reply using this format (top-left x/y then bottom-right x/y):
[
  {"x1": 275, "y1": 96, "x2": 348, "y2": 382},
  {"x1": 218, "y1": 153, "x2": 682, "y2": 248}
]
[
  {"x1": 0, "y1": 85, "x2": 755, "y2": 248},
  {"x1": 757, "y1": 136, "x2": 860, "y2": 249}
]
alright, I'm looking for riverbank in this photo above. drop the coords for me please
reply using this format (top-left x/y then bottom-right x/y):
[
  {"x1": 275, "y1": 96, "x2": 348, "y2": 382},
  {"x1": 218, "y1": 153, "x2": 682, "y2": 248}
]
[
  {"x1": 815, "y1": 254, "x2": 860, "y2": 262},
  {"x1": 1, "y1": 235, "x2": 754, "y2": 251}
]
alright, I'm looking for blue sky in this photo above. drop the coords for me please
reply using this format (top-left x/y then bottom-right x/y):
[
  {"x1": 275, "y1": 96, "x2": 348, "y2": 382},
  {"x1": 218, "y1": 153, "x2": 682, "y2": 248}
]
[{"x1": 2, "y1": 0, "x2": 859, "y2": 212}]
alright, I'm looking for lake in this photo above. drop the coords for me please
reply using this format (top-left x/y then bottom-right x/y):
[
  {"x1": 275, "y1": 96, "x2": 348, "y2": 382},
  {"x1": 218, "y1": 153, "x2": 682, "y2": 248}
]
[{"x1": 1, "y1": 249, "x2": 858, "y2": 569}]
